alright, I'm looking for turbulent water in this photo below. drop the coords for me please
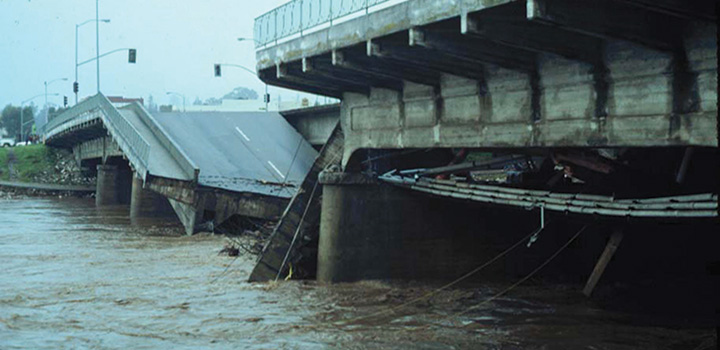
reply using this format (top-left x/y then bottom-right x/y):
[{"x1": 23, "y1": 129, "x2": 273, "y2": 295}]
[{"x1": 0, "y1": 197, "x2": 715, "y2": 349}]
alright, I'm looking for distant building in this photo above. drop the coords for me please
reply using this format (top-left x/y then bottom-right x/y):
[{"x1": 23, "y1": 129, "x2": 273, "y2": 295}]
[{"x1": 107, "y1": 96, "x2": 144, "y2": 108}]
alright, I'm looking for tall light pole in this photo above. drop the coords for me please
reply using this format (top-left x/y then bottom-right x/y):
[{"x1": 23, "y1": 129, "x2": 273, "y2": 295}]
[
  {"x1": 214, "y1": 63, "x2": 269, "y2": 111},
  {"x1": 166, "y1": 92, "x2": 186, "y2": 112},
  {"x1": 76, "y1": 18, "x2": 110, "y2": 104},
  {"x1": 96, "y1": 0, "x2": 100, "y2": 93},
  {"x1": 44, "y1": 78, "x2": 68, "y2": 108},
  {"x1": 20, "y1": 93, "x2": 57, "y2": 143},
  {"x1": 235, "y1": 37, "x2": 270, "y2": 111},
  {"x1": 44, "y1": 78, "x2": 67, "y2": 128}
]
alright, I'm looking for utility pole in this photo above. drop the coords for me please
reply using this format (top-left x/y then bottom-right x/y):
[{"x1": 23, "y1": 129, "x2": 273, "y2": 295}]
[{"x1": 96, "y1": 0, "x2": 100, "y2": 93}]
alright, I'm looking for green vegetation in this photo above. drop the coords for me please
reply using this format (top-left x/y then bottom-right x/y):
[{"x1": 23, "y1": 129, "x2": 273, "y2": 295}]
[{"x1": 0, "y1": 144, "x2": 55, "y2": 182}]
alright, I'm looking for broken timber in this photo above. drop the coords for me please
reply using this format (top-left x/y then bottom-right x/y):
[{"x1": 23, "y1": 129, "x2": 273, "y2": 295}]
[
  {"x1": 248, "y1": 121, "x2": 344, "y2": 282},
  {"x1": 583, "y1": 229, "x2": 624, "y2": 297}
]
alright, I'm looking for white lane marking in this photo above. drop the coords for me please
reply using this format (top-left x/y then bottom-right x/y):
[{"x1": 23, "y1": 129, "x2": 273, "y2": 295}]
[
  {"x1": 267, "y1": 160, "x2": 285, "y2": 179},
  {"x1": 235, "y1": 127, "x2": 250, "y2": 142}
]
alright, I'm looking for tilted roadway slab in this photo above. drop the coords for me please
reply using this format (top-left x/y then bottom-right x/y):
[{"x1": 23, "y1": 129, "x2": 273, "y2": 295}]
[
  {"x1": 151, "y1": 111, "x2": 317, "y2": 197},
  {"x1": 44, "y1": 94, "x2": 318, "y2": 234}
]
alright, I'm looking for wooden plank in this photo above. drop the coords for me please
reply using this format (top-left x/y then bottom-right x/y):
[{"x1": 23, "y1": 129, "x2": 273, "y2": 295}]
[
  {"x1": 248, "y1": 121, "x2": 345, "y2": 282},
  {"x1": 583, "y1": 228, "x2": 624, "y2": 297}
]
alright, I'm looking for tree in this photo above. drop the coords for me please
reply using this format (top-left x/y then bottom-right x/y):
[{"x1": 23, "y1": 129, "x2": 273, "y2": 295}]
[
  {"x1": 0, "y1": 104, "x2": 35, "y2": 139},
  {"x1": 193, "y1": 96, "x2": 203, "y2": 105},
  {"x1": 222, "y1": 86, "x2": 258, "y2": 100},
  {"x1": 203, "y1": 97, "x2": 222, "y2": 106}
]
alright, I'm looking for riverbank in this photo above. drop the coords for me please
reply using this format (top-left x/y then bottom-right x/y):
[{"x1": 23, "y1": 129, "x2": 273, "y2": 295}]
[{"x1": 0, "y1": 144, "x2": 95, "y2": 197}]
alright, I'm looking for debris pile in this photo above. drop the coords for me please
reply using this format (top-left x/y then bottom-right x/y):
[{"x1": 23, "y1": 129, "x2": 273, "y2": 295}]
[
  {"x1": 31, "y1": 149, "x2": 95, "y2": 186},
  {"x1": 216, "y1": 217, "x2": 276, "y2": 256}
]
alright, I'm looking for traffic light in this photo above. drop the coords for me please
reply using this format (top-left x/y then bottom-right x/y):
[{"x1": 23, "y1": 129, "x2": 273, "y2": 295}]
[
  {"x1": 214, "y1": 64, "x2": 221, "y2": 77},
  {"x1": 73, "y1": 81, "x2": 79, "y2": 93},
  {"x1": 128, "y1": 49, "x2": 136, "y2": 63},
  {"x1": 264, "y1": 93, "x2": 270, "y2": 103},
  {"x1": 63, "y1": 96, "x2": 68, "y2": 107}
]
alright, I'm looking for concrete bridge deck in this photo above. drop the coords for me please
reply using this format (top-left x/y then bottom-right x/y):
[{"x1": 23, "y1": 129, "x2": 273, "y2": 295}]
[
  {"x1": 44, "y1": 94, "x2": 317, "y2": 234},
  {"x1": 255, "y1": 0, "x2": 717, "y2": 168},
  {"x1": 248, "y1": 0, "x2": 719, "y2": 285}
]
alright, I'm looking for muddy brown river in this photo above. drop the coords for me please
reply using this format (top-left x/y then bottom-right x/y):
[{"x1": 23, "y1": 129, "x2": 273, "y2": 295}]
[{"x1": 0, "y1": 197, "x2": 715, "y2": 349}]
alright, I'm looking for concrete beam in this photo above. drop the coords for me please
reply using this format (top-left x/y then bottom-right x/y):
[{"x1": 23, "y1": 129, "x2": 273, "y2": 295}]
[
  {"x1": 260, "y1": 68, "x2": 342, "y2": 98},
  {"x1": 526, "y1": 0, "x2": 685, "y2": 51},
  {"x1": 614, "y1": 0, "x2": 716, "y2": 21},
  {"x1": 168, "y1": 197, "x2": 204, "y2": 236},
  {"x1": 461, "y1": 10, "x2": 604, "y2": 65},
  {"x1": 303, "y1": 56, "x2": 404, "y2": 92},
  {"x1": 331, "y1": 50, "x2": 441, "y2": 88},
  {"x1": 408, "y1": 27, "x2": 537, "y2": 72},
  {"x1": 367, "y1": 38, "x2": 488, "y2": 82},
  {"x1": 276, "y1": 62, "x2": 369, "y2": 96}
]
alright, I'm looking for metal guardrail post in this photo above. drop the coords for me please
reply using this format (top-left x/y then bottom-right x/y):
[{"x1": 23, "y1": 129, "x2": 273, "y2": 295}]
[{"x1": 254, "y1": 0, "x2": 394, "y2": 47}]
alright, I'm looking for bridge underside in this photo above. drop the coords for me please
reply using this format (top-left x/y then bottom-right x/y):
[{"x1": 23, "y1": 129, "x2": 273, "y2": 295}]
[
  {"x1": 250, "y1": 0, "x2": 719, "y2": 287},
  {"x1": 257, "y1": 0, "x2": 717, "y2": 167}
]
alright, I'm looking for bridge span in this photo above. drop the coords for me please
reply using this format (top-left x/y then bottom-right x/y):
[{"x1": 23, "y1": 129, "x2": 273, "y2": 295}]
[
  {"x1": 247, "y1": 0, "x2": 719, "y2": 290},
  {"x1": 44, "y1": 93, "x2": 317, "y2": 235}
]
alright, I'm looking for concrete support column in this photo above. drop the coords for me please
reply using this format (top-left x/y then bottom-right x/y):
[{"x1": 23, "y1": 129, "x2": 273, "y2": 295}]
[
  {"x1": 130, "y1": 174, "x2": 143, "y2": 221},
  {"x1": 317, "y1": 172, "x2": 487, "y2": 283},
  {"x1": 95, "y1": 164, "x2": 119, "y2": 206},
  {"x1": 130, "y1": 173, "x2": 173, "y2": 224}
]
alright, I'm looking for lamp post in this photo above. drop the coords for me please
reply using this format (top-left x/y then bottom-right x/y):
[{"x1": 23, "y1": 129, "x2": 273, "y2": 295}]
[
  {"x1": 214, "y1": 63, "x2": 269, "y2": 111},
  {"x1": 20, "y1": 93, "x2": 58, "y2": 143},
  {"x1": 76, "y1": 18, "x2": 110, "y2": 104},
  {"x1": 44, "y1": 78, "x2": 68, "y2": 108},
  {"x1": 234, "y1": 37, "x2": 270, "y2": 111},
  {"x1": 44, "y1": 78, "x2": 67, "y2": 129},
  {"x1": 166, "y1": 92, "x2": 186, "y2": 112}
]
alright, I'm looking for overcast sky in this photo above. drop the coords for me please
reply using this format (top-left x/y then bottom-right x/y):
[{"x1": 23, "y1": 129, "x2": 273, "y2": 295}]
[{"x1": 0, "y1": 0, "x2": 318, "y2": 109}]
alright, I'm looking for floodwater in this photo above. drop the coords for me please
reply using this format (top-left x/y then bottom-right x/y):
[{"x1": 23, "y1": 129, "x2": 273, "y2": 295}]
[{"x1": 0, "y1": 197, "x2": 716, "y2": 349}]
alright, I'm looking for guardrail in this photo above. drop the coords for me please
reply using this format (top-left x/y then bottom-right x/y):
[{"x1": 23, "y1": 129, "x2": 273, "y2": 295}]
[
  {"x1": 44, "y1": 94, "x2": 151, "y2": 176},
  {"x1": 44, "y1": 95, "x2": 102, "y2": 134},
  {"x1": 254, "y1": 0, "x2": 392, "y2": 47},
  {"x1": 97, "y1": 96, "x2": 150, "y2": 170}
]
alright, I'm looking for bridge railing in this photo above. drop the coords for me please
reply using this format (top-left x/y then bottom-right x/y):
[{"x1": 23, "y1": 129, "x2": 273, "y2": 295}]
[
  {"x1": 96, "y1": 96, "x2": 150, "y2": 172},
  {"x1": 255, "y1": 0, "x2": 393, "y2": 48},
  {"x1": 44, "y1": 94, "x2": 151, "y2": 176},
  {"x1": 44, "y1": 95, "x2": 102, "y2": 136}
]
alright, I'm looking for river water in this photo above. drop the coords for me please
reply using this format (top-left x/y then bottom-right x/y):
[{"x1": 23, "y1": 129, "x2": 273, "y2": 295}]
[{"x1": 0, "y1": 197, "x2": 715, "y2": 349}]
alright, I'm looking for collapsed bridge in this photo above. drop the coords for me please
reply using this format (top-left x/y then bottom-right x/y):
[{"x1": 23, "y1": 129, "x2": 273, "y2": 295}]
[
  {"x1": 248, "y1": 0, "x2": 719, "y2": 295},
  {"x1": 44, "y1": 93, "x2": 317, "y2": 234}
]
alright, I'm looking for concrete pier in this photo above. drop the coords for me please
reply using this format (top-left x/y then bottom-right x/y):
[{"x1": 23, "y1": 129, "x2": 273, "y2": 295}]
[
  {"x1": 317, "y1": 171, "x2": 510, "y2": 282},
  {"x1": 130, "y1": 173, "x2": 172, "y2": 224},
  {"x1": 95, "y1": 164, "x2": 119, "y2": 206}
]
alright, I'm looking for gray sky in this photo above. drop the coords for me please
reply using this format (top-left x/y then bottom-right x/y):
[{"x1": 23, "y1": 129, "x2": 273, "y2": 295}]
[{"x1": 0, "y1": 0, "x2": 313, "y2": 109}]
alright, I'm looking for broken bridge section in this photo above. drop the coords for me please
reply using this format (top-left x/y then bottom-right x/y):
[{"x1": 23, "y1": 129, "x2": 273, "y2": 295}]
[{"x1": 44, "y1": 93, "x2": 317, "y2": 235}]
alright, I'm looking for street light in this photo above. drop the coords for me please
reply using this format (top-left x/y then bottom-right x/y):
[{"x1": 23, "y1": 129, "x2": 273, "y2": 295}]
[
  {"x1": 44, "y1": 78, "x2": 67, "y2": 108},
  {"x1": 166, "y1": 92, "x2": 186, "y2": 112},
  {"x1": 44, "y1": 78, "x2": 67, "y2": 129},
  {"x1": 20, "y1": 93, "x2": 58, "y2": 143},
  {"x1": 75, "y1": 18, "x2": 110, "y2": 104},
  {"x1": 214, "y1": 63, "x2": 269, "y2": 112}
]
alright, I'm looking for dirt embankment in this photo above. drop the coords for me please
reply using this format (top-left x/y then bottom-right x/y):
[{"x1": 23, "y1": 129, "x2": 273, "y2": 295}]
[{"x1": 0, "y1": 145, "x2": 95, "y2": 197}]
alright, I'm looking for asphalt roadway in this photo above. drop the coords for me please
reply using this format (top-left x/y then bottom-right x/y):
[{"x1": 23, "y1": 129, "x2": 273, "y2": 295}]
[{"x1": 152, "y1": 111, "x2": 318, "y2": 197}]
